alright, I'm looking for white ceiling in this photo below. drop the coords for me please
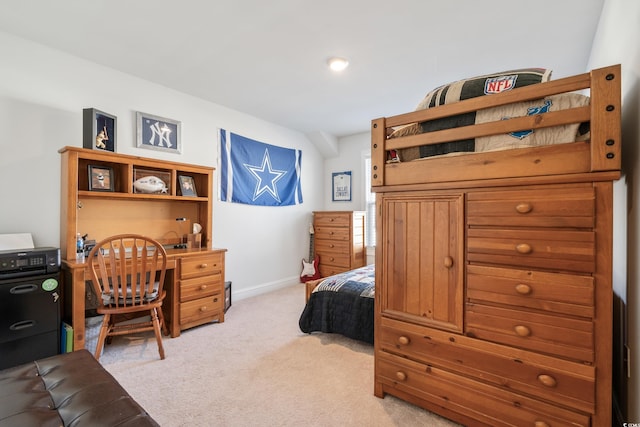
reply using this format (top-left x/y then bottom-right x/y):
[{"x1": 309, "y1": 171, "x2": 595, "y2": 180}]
[{"x1": 0, "y1": 0, "x2": 604, "y2": 139}]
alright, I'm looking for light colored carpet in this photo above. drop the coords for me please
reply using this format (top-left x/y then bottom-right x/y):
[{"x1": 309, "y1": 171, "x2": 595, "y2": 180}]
[{"x1": 99, "y1": 283, "x2": 461, "y2": 427}]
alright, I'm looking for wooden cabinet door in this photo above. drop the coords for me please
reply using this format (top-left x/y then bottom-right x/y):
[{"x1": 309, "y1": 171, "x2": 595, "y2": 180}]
[{"x1": 378, "y1": 193, "x2": 464, "y2": 332}]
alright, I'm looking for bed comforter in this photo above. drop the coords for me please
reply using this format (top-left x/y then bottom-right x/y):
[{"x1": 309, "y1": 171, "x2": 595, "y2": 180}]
[{"x1": 298, "y1": 264, "x2": 375, "y2": 344}]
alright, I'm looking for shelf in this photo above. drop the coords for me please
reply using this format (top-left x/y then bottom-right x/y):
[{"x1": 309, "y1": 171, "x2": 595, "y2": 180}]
[{"x1": 60, "y1": 146, "x2": 214, "y2": 261}]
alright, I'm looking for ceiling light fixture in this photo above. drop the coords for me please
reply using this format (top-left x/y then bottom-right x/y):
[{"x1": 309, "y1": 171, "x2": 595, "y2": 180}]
[{"x1": 327, "y1": 57, "x2": 349, "y2": 72}]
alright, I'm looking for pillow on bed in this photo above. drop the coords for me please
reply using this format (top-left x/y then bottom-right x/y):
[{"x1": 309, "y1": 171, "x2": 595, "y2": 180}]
[{"x1": 389, "y1": 68, "x2": 553, "y2": 161}]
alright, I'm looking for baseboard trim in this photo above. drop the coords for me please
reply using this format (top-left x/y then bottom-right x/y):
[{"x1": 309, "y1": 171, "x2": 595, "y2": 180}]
[{"x1": 233, "y1": 276, "x2": 300, "y2": 301}]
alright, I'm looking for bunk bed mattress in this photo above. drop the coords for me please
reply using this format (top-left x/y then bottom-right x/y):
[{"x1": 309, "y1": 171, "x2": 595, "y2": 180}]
[
  {"x1": 298, "y1": 264, "x2": 375, "y2": 344},
  {"x1": 389, "y1": 68, "x2": 590, "y2": 161}
]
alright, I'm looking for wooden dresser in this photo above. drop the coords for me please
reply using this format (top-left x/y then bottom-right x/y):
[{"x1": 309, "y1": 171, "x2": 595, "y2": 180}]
[
  {"x1": 371, "y1": 66, "x2": 622, "y2": 426},
  {"x1": 376, "y1": 182, "x2": 612, "y2": 426},
  {"x1": 313, "y1": 211, "x2": 365, "y2": 277}
]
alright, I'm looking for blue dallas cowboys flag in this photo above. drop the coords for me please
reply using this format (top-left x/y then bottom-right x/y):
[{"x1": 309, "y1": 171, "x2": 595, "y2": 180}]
[{"x1": 219, "y1": 129, "x2": 303, "y2": 206}]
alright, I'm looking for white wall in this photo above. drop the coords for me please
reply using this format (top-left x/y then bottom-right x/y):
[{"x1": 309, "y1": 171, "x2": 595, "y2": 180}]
[
  {"x1": 324, "y1": 132, "x2": 370, "y2": 212},
  {"x1": 588, "y1": 0, "x2": 640, "y2": 420},
  {"x1": 0, "y1": 31, "x2": 325, "y2": 300}
]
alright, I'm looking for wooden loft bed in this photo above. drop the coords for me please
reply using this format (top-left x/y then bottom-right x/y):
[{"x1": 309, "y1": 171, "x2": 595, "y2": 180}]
[
  {"x1": 371, "y1": 64, "x2": 621, "y2": 190},
  {"x1": 371, "y1": 65, "x2": 621, "y2": 426}
]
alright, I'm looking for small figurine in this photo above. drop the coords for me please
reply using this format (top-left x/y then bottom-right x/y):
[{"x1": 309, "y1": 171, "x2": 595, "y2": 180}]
[{"x1": 96, "y1": 126, "x2": 108, "y2": 149}]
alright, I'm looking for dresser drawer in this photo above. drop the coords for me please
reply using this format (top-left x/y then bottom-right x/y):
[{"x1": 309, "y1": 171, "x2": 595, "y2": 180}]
[
  {"x1": 467, "y1": 265, "x2": 594, "y2": 318},
  {"x1": 314, "y1": 226, "x2": 350, "y2": 241},
  {"x1": 314, "y1": 213, "x2": 350, "y2": 227},
  {"x1": 377, "y1": 351, "x2": 591, "y2": 427},
  {"x1": 467, "y1": 185, "x2": 595, "y2": 228},
  {"x1": 467, "y1": 228, "x2": 595, "y2": 273},
  {"x1": 180, "y1": 253, "x2": 224, "y2": 280},
  {"x1": 378, "y1": 317, "x2": 595, "y2": 412},
  {"x1": 318, "y1": 264, "x2": 347, "y2": 277},
  {"x1": 180, "y1": 273, "x2": 223, "y2": 303},
  {"x1": 180, "y1": 294, "x2": 223, "y2": 325},
  {"x1": 466, "y1": 303, "x2": 594, "y2": 362},
  {"x1": 314, "y1": 251, "x2": 350, "y2": 268},
  {"x1": 314, "y1": 239, "x2": 350, "y2": 254}
]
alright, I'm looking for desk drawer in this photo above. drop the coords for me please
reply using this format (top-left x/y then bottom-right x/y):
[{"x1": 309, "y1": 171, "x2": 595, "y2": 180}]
[
  {"x1": 466, "y1": 303, "x2": 594, "y2": 362},
  {"x1": 180, "y1": 274, "x2": 223, "y2": 303},
  {"x1": 180, "y1": 253, "x2": 224, "y2": 280},
  {"x1": 180, "y1": 294, "x2": 223, "y2": 325}
]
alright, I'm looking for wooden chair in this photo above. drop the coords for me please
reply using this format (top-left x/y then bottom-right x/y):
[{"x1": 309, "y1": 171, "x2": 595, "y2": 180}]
[{"x1": 87, "y1": 234, "x2": 168, "y2": 360}]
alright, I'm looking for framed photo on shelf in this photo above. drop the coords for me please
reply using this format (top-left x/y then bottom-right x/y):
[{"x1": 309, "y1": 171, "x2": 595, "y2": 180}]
[
  {"x1": 83, "y1": 108, "x2": 117, "y2": 152},
  {"x1": 179, "y1": 175, "x2": 197, "y2": 197},
  {"x1": 88, "y1": 165, "x2": 115, "y2": 191},
  {"x1": 136, "y1": 112, "x2": 181, "y2": 154},
  {"x1": 332, "y1": 171, "x2": 352, "y2": 201}
]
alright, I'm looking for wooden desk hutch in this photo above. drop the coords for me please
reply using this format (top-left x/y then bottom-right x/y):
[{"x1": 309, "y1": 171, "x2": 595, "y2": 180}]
[{"x1": 59, "y1": 146, "x2": 226, "y2": 351}]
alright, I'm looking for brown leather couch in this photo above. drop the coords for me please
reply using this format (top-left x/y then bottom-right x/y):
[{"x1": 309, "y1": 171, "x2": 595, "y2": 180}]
[{"x1": 0, "y1": 349, "x2": 159, "y2": 426}]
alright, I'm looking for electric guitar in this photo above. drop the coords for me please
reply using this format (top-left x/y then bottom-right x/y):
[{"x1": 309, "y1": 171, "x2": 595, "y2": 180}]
[{"x1": 300, "y1": 223, "x2": 321, "y2": 282}]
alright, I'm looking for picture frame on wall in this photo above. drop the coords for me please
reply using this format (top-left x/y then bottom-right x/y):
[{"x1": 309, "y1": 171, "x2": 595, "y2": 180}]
[
  {"x1": 83, "y1": 108, "x2": 117, "y2": 152},
  {"x1": 332, "y1": 171, "x2": 352, "y2": 201},
  {"x1": 136, "y1": 112, "x2": 181, "y2": 154},
  {"x1": 88, "y1": 165, "x2": 115, "y2": 191},
  {"x1": 178, "y1": 175, "x2": 197, "y2": 197}
]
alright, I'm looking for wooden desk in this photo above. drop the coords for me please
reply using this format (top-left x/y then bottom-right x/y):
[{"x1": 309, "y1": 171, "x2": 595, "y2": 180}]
[{"x1": 62, "y1": 247, "x2": 226, "y2": 351}]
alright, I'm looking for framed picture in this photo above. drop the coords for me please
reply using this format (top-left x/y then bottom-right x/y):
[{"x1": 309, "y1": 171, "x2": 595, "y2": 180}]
[
  {"x1": 83, "y1": 108, "x2": 117, "y2": 152},
  {"x1": 179, "y1": 175, "x2": 197, "y2": 197},
  {"x1": 136, "y1": 112, "x2": 181, "y2": 154},
  {"x1": 332, "y1": 171, "x2": 352, "y2": 201},
  {"x1": 88, "y1": 165, "x2": 115, "y2": 191}
]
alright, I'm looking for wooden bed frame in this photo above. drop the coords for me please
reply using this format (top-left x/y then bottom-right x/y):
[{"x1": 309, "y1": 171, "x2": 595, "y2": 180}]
[
  {"x1": 371, "y1": 65, "x2": 621, "y2": 190},
  {"x1": 371, "y1": 64, "x2": 621, "y2": 426}
]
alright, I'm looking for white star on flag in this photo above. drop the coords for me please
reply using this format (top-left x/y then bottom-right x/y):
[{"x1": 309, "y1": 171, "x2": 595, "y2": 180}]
[{"x1": 244, "y1": 149, "x2": 287, "y2": 202}]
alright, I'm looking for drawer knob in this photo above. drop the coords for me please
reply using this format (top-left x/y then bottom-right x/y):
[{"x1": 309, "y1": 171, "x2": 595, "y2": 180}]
[
  {"x1": 397, "y1": 336, "x2": 410, "y2": 345},
  {"x1": 515, "y1": 243, "x2": 532, "y2": 254},
  {"x1": 515, "y1": 203, "x2": 533, "y2": 213},
  {"x1": 395, "y1": 371, "x2": 407, "y2": 381},
  {"x1": 514, "y1": 325, "x2": 531, "y2": 337},
  {"x1": 443, "y1": 256, "x2": 453, "y2": 268},
  {"x1": 515, "y1": 284, "x2": 532, "y2": 295},
  {"x1": 200, "y1": 306, "x2": 208, "y2": 312},
  {"x1": 199, "y1": 263, "x2": 208, "y2": 268},
  {"x1": 537, "y1": 374, "x2": 557, "y2": 388},
  {"x1": 200, "y1": 285, "x2": 208, "y2": 290},
  {"x1": 534, "y1": 422, "x2": 550, "y2": 427}
]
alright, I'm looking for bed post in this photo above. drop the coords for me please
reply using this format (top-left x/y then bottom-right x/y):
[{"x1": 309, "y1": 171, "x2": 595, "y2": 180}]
[
  {"x1": 371, "y1": 118, "x2": 386, "y2": 188},
  {"x1": 590, "y1": 64, "x2": 621, "y2": 172}
]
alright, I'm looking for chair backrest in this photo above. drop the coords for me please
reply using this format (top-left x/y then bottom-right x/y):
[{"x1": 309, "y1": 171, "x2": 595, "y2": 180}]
[{"x1": 87, "y1": 234, "x2": 168, "y2": 308}]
